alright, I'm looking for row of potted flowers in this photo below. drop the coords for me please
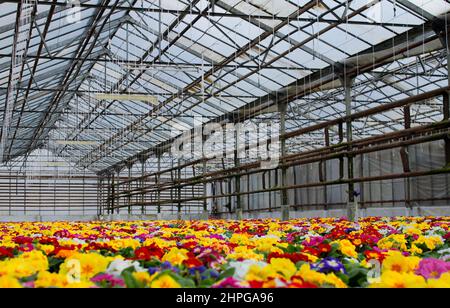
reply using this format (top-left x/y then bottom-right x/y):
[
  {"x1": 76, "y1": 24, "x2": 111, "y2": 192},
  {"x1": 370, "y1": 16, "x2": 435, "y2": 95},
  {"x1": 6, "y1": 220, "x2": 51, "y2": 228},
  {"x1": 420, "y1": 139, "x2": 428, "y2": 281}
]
[{"x1": 1, "y1": 217, "x2": 450, "y2": 288}]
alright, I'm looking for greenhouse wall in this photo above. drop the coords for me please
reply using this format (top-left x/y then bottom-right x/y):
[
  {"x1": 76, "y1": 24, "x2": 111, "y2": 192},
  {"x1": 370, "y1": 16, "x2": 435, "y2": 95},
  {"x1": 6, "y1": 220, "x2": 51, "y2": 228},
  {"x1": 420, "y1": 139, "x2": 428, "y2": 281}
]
[{"x1": 210, "y1": 140, "x2": 450, "y2": 218}]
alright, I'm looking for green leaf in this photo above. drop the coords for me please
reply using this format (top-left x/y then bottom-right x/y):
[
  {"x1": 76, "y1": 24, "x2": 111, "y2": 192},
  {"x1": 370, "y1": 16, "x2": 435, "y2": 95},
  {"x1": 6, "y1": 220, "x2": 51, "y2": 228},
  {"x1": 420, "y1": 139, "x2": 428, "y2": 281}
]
[
  {"x1": 218, "y1": 267, "x2": 235, "y2": 280},
  {"x1": 48, "y1": 256, "x2": 64, "y2": 273},
  {"x1": 122, "y1": 271, "x2": 144, "y2": 288}
]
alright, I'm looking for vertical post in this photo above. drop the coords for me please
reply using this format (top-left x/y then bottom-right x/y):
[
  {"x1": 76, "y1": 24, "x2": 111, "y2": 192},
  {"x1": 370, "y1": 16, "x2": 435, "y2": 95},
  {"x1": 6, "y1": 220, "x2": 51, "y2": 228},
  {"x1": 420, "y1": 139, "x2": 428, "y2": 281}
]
[
  {"x1": 97, "y1": 176, "x2": 103, "y2": 216},
  {"x1": 107, "y1": 173, "x2": 111, "y2": 215},
  {"x1": 127, "y1": 164, "x2": 132, "y2": 215},
  {"x1": 111, "y1": 172, "x2": 115, "y2": 214},
  {"x1": 234, "y1": 126, "x2": 243, "y2": 220},
  {"x1": 202, "y1": 159, "x2": 209, "y2": 220},
  {"x1": 279, "y1": 102, "x2": 289, "y2": 221},
  {"x1": 140, "y1": 157, "x2": 146, "y2": 215},
  {"x1": 324, "y1": 127, "x2": 330, "y2": 208},
  {"x1": 343, "y1": 76, "x2": 357, "y2": 221},
  {"x1": 115, "y1": 168, "x2": 120, "y2": 215},
  {"x1": 157, "y1": 155, "x2": 161, "y2": 214},
  {"x1": 177, "y1": 159, "x2": 182, "y2": 220},
  {"x1": 338, "y1": 122, "x2": 345, "y2": 179},
  {"x1": 403, "y1": 105, "x2": 412, "y2": 209}
]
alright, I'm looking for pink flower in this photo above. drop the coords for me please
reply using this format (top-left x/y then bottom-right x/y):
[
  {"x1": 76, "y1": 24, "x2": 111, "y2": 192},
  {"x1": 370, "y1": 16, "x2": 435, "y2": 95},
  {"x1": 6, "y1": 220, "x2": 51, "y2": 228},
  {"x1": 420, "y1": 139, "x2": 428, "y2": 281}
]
[
  {"x1": 213, "y1": 277, "x2": 246, "y2": 288},
  {"x1": 302, "y1": 236, "x2": 324, "y2": 247},
  {"x1": 415, "y1": 258, "x2": 450, "y2": 279},
  {"x1": 91, "y1": 274, "x2": 126, "y2": 288}
]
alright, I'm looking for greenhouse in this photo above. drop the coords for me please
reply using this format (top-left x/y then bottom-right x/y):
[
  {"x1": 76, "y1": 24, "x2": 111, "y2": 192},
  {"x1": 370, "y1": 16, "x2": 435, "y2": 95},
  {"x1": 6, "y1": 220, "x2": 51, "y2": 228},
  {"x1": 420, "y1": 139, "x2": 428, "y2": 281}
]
[{"x1": 0, "y1": 0, "x2": 450, "y2": 290}]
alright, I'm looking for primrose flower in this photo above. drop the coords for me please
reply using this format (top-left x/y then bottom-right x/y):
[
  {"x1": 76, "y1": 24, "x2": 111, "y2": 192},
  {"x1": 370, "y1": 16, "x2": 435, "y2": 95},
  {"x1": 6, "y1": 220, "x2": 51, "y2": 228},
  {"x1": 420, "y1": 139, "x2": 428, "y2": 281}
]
[
  {"x1": 150, "y1": 274, "x2": 181, "y2": 288},
  {"x1": 106, "y1": 259, "x2": 145, "y2": 276},
  {"x1": 314, "y1": 257, "x2": 346, "y2": 274},
  {"x1": 415, "y1": 258, "x2": 450, "y2": 279},
  {"x1": 370, "y1": 271, "x2": 427, "y2": 288}
]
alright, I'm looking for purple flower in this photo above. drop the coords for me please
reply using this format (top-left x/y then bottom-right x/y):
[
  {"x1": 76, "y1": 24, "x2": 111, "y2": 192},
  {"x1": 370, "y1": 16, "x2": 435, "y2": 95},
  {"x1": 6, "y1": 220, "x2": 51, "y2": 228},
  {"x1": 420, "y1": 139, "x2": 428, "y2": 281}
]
[
  {"x1": 314, "y1": 257, "x2": 346, "y2": 274},
  {"x1": 188, "y1": 266, "x2": 207, "y2": 275},
  {"x1": 416, "y1": 258, "x2": 450, "y2": 279}
]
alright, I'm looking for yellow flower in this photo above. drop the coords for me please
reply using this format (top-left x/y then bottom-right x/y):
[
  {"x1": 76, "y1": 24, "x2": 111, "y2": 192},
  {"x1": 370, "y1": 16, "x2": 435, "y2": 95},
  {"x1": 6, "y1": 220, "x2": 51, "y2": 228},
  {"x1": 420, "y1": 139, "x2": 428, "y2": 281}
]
[
  {"x1": 60, "y1": 253, "x2": 111, "y2": 280},
  {"x1": 0, "y1": 251, "x2": 49, "y2": 278},
  {"x1": 338, "y1": 240, "x2": 358, "y2": 258},
  {"x1": 427, "y1": 273, "x2": 450, "y2": 288},
  {"x1": 377, "y1": 234, "x2": 408, "y2": 251},
  {"x1": 34, "y1": 272, "x2": 70, "y2": 288},
  {"x1": 162, "y1": 248, "x2": 189, "y2": 266},
  {"x1": 227, "y1": 246, "x2": 264, "y2": 261},
  {"x1": 413, "y1": 236, "x2": 443, "y2": 251},
  {"x1": 0, "y1": 276, "x2": 22, "y2": 288},
  {"x1": 230, "y1": 234, "x2": 251, "y2": 245},
  {"x1": 296, "y1": 264, "x2": 347, "y2": 288},
  {"x1": 409, "y1": 244, "x2": 423, "y2": 255},
  {"x1": 382, "y1": 251, "x2": 420, "y2": 273},
  {"x1": 245, "y1": 264, "x2": 278, "y2": 282},
  {"x1": 150, "y1": 274, "x2": 181, "y2": 288},
  {"x1": 133, "y1": 272, "x2": 158, "y2": 287},
  {"x1": 270, "y1": 258, "x2": 297, "y2": 279},
  {"x1": 370, "y1": 271, "x2": 427, "y2": 288},
  {"x1": 37, "y1": 244, "x2": 54, "y2": 255}
]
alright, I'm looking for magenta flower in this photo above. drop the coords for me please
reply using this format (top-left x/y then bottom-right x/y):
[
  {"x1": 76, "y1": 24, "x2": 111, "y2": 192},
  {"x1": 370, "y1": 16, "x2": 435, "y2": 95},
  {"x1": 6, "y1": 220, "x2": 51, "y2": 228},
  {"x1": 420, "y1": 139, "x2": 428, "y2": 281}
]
[
  {"x1": 302, "y1": 236, "x2": 324, "y2": 247},
  {"x1": 213, "y1": 277, "x2": 246, "y2": 288},
  {"x1": 91, "y1": 274, "x2": 126, "y2": 288},
  {"x1": 415, "y1": 258, "x2": 450, "y2": 279}
]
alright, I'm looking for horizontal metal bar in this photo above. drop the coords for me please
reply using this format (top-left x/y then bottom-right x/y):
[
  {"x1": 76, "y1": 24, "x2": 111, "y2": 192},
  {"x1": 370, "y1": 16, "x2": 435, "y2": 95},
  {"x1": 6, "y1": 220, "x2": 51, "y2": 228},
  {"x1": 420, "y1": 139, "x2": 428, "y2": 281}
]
[{"x1": 0, "y1": 0, "x2": 421, "y2": 27}]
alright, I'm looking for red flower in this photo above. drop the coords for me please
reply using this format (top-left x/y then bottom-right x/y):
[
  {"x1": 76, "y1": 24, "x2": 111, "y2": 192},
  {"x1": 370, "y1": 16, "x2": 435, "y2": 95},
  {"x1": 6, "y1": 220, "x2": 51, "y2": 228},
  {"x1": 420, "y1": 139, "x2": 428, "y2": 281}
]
[
  {"x1": 444, "y1": 232, "x2": 450, "y2": 241},
  {"x1": 38, "y1": 237, "x2": 59, "y2": 246},
  {"x1": 364, "y1": 250, "x2": 386, "y2": 262},
  {"x1": 267, "y1": 252, "x2": 309, "y2": 263},
  {"x1": 287, "y1": 281, "x2": 318, "y2": 288},
  {"x1": 53, "y1": 230, "x2": 72, "y2": 238},
  {"x1": 181, "y1": 241, "x2": 197, "y2": 250},
  {"x1": 248, "y1": 281, "x2": 264, "y2": 288},
  {"x1": 134, "y1": 245, "x2": 164, "y2": 261},
  {"x1": 301, "y1": 247, "x2": 320, "y2": 257},
  {"x1": 13, "y1": 236, "x2": 34, "y2": 244},
  {"x1": 0, "y1": 247, "x2": 13, "y2": 259},
  {"x1": 50, "y1": 245, "x2": 78, "y2": 257},
  {"x1": 184, "y1": 255, "x2": 203, "y2": 268},
  {"x1": 317, "y1": 243, "x2": 332, "y2": 255},
  {"x1": 18, "y1": 243, "x2": 34, "y2": 252},
  {"x1": 85, "y1": 242, "x2": 117, "y2": 253}
]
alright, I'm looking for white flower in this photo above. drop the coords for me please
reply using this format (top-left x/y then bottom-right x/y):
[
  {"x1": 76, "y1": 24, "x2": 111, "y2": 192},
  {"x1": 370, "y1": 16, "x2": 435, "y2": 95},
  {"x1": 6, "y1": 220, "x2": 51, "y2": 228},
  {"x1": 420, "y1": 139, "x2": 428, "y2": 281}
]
[
  {"x1": 229, "y1": 260, "x2": 268, "y2": 280},
  {"x1": 437, "y1": 248, "x2": 450, "y2": 256},
  {"x1": 106, "y1": 259, "x2": 145, "y2": 276}
]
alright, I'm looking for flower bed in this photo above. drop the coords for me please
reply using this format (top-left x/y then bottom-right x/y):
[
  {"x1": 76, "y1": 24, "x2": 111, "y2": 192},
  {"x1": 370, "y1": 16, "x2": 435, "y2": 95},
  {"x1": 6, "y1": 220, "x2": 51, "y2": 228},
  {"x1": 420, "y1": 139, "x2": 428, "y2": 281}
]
[{"x1": 1, "y1": 217, "x2": 450, "y2": 288}]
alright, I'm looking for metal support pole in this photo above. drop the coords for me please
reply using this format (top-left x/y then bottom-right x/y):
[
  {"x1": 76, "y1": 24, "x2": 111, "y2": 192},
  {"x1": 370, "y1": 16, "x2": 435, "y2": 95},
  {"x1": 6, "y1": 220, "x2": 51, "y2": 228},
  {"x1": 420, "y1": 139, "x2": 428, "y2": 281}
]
[
  {"x1": 202, "y1": 159, "x2": 209, "y2": 220},
  {"x1": 140, "y1": 158, "x2": 145, "y2": 215},
  {"x1": 97, "y1": 176, "x2": 103, "y2": 216},
  {"x1": 177, "y1": 159, "x2": 182, "y2": 220},
  {"x1": 279, "y1": 102, "x2": 289, "y2": 221},
  {"x1": 115, "y1": 169, "x2": 120, "y2": 214},
  {"x1": 323, "y1": 127, "x2": 330, "y2": 208},
  {"x1": 127, "y1": 164, "x2": 132, "y2": 214},
  {"x1": 234, "y1": 126, "x2": 243, "y2": 220},
  {"x1": 157, "y1": 155, "x2": 161, "y2": 214},
  {"x1": 109, "y1": 173, "x2": 113, "y2": 214},
  {"x1": 343, "y1": 76, "x2": 357, "y2": 221}
]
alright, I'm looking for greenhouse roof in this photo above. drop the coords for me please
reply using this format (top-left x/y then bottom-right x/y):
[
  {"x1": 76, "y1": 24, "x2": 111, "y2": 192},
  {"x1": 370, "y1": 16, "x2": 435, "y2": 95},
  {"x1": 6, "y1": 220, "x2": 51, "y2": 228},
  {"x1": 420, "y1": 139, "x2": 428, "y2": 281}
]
[{"x1": 0, "y1": 0, "x2": 449, "y2": 172}]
